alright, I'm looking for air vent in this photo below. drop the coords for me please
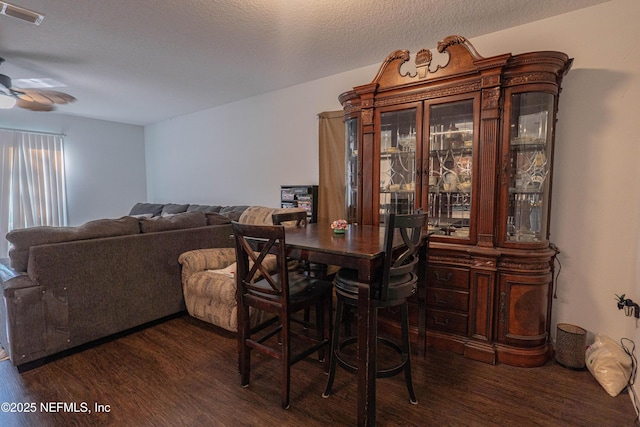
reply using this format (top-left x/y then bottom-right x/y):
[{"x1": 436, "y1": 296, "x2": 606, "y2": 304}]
[{"x1": 0, "y1": 1, "x2": 44, "y2": 25}]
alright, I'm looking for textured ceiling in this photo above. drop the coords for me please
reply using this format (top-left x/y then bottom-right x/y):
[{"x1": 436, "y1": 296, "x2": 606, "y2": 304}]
[{"x1": 0, "y1": 0, "x2": 607, "y2": 126}]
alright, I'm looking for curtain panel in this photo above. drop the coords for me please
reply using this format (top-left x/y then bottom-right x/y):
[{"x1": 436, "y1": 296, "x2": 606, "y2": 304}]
[
  {"x1": 318, "y1": 111, "x2": 345, "y2": 224},
  {"x1": 0, "y1": 129, "x2": 67, "y2": 258}
]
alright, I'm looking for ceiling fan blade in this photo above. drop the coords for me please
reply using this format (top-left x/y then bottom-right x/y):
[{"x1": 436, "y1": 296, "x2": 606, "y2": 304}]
[
  {"x1": 13, "y1": 88, "x2": 76, "y2": 105},
  {"x1": 12, "y1": 89, "x2": 51, "y2": 104},
  {"x1": 15, "y1": 97, "x2": 54, "y2": 111}
]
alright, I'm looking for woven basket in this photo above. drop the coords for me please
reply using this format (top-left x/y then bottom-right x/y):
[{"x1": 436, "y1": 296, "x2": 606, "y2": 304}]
[{"x1": 555, "y1": 323, "x2": 586, "y2": 369}]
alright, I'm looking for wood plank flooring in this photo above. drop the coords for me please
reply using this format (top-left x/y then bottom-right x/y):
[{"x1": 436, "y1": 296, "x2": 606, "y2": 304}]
[{"x1": 0, "y1": 315, "x2": 636, "y2": 426}]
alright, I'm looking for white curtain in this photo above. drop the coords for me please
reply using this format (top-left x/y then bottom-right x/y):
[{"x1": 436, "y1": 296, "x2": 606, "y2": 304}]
[{"x1": 0, "y1": 129, "x2": 68, "y2": 258}]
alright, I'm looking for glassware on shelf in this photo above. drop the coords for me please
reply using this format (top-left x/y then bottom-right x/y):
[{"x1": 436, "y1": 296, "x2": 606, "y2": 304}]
[
  {"x1": 379, "y1": 109, "x2": 417, "y2": 224},
  {"x1": 442, "y1": 171, "x2": 458, "y2": 192},
  {"x1": 507, "y1": 216, "x2": 516, "y2": 237},
  {"x1": 428, "y1": 99, "x2": 474, "y2": 238},
  {"x1": 381, "y1": 130, "x2": 392, "y2": 153},
  {"x1": 505, "y1": 92, "x2": 554, "y2": 243},
  {"x1": 345, "y1": 118, "x2": 359, "y2": 224},
  {"x1": 511, "y1": 111, "x2": 548, "y2": 146},
  {"x1": 529, "y1": 194, "x2": 542, "y2": 234},
  {"x1": 397, "y1": 129, "x2": 416, "y2": 151}
]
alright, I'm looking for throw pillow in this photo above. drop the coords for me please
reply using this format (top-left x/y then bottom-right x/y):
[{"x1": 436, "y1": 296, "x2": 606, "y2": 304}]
[
  {"x1": 210, "y1": 255, "x2": 278, "y2": 282},
  {"x1": 209, "y1": 262, "x2": 236, "y2": 278}
]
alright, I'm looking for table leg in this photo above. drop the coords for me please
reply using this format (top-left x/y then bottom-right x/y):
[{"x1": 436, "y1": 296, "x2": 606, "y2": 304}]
[{"x1": 357, "y1": 283, "x2": 376, "y2": 426}]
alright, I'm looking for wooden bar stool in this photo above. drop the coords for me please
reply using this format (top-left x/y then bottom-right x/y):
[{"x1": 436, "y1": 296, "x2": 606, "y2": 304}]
[
  {"x1": 322, "y1": 212, "x2": 428, "y2": 405},
  {"x1": 233, "y1": 221, "x2": 333, "y2": 409}
]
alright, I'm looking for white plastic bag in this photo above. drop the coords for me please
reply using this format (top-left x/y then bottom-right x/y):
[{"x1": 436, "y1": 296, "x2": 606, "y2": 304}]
[{"x1": 585, "y1": 334, "x2": 632, "y2": 397}]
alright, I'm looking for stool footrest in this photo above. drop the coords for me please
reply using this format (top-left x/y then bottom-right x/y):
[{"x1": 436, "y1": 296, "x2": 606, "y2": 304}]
[{"x1": 334, "y1": 336, "x2": 409, "y2": 378}]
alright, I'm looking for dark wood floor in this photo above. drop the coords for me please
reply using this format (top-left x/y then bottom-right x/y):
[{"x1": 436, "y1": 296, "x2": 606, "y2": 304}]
[{"x1": 0, "y1": 314, "x2": 636, "y2": 426}]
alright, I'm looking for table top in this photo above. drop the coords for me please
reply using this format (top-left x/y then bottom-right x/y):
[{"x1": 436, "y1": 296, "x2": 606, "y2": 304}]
[
  {"x1": 282, "y1": 223, "x2": 389, "y2": 259},
  {"x1": 282, "y1": 223, "x2": 409, "y2": 283}
]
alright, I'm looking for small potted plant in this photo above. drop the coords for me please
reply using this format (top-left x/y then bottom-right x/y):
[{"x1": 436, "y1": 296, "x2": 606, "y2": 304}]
[{"x1": 331, "y1": 219, "x2": 349, "y2": 234}]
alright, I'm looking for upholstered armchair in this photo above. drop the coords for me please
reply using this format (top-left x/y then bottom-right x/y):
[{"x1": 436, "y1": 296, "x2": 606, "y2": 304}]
[{"x1": 178, "y1": 206, "x2": 307, "y2": 332}]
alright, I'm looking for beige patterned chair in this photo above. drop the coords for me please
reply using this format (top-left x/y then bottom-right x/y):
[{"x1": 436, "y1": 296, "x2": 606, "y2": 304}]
[{"x1": 178, "y1": 206, "x2": 307, "y2": 332}]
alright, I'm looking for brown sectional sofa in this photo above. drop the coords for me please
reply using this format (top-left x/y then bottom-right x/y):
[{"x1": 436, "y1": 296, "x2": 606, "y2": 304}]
[{"x1": 0, "y1": 202, "x2": 248, "y2": 370}]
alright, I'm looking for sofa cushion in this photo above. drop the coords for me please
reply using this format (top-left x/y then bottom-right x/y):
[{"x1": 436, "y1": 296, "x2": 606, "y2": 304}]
[
  {"x1": 6, "y1": 216, "x2": 140, "y2": 272},
  {"x1": 139, "y1": 211, "x2": 207, "y2": 233},
  {"x1": 129, "y1": 213, "x2": 153, "y2": 219},
  {"x1": 186, "y1": 204, "x2": 222, "y2": 213},
  {"x1": 129, "y1": 202, "x2": 164, "y2": 217},
  {"x1": 219, "y1": 205, "x2": 249, "y2": 222},
  {"x1": 161, "y1": 203, "x2": 189, "y2": 216},
  {"x1": 205, "y1": 212, "x2": 232, "y2": 225},
  {"x1": 220, "y1": 205, "x2": 249, "y2": 214}
]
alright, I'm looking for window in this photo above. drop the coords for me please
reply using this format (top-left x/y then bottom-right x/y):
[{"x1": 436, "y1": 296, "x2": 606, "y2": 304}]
[{"x1": 0, "y1": 129, "x2": 67, "y2": 257}]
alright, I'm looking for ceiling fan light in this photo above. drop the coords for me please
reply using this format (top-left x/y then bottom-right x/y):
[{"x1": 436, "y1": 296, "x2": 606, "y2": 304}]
[
  {"x1": 0, "y1": 1, "x2": 44, "y2": 25},
  {"x1": 0, "y1": 94, "x2": 16, "y2": 109}
]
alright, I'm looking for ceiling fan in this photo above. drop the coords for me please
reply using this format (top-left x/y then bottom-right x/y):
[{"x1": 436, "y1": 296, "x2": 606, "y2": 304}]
[{"x1": 0, "y1": 57, "x2": 76, "y2": 111}]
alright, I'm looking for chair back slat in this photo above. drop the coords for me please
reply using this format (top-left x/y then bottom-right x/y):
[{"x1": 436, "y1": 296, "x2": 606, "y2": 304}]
[
  {"x1": 379, "y1": 212, "x2": 428, "y2": 300},
  {"x1": 272, "y1": 210, "x2": 308, "y2": 228},
  {"x1": 233, "y1": 221, "x2": 289, "y2": 300}
]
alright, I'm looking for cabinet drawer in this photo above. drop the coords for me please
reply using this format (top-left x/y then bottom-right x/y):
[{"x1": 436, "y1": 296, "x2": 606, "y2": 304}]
[
  {"x1": 427, "y1": 308, "x2": 468, "y2": 335},
  {"x1": 427, "y1": 288, "x2": 469, "y2": 311},
  {"x1": 427, "y1": 266, "x2": 469, "y2": 289}
]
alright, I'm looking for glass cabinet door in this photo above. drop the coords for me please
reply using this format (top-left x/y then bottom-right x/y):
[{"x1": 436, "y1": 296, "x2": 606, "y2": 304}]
[
  {"x1": 427, "y1": 100, "x2": 474, "y2": 238},
  {"x1": 379, "y1": 108, "x2": 417, "y2": 224},
  {"x1": 345, "y1": 117, "x2": 358, "y2": 224},
  {"x1": 506, "y1": 92, "x2": 554, "y2": 243}
]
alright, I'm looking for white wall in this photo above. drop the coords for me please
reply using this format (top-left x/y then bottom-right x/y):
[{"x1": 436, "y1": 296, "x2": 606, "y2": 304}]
[
  {"x1": 145, "y1": 0, "x2": 640, "y2": 354},
  {"x1": 0, "y1": 110, "x2": 147, "y2": 225},
  {"x1": 472, "y1": 0, "x2": 640, "y2": 349},
  {"x1": 144, "y1": 64, "x2": 378, "y2": 207},
  {"x1": 475, "y1": 0, "x2": 640, "y2": 402}
]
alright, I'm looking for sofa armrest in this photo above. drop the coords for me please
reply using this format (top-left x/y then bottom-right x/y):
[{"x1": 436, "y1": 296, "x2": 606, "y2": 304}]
[
  {"x1": 0, "y1": 259, "x2": 34, "y2": 293},
  {"x1": 178, "y1": 247, "x2": 237, "y2": 283}
]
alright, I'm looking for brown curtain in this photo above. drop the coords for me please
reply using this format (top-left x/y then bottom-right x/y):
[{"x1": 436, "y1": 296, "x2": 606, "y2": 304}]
[{"x1": 318, "y1": 111, "x2": 345, "y2": 224}]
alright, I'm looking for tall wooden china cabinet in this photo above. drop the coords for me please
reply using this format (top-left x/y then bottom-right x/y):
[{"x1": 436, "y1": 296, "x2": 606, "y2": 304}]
[{"x1": 342, "y1": 35, "x2": 571, "y2": 367}]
